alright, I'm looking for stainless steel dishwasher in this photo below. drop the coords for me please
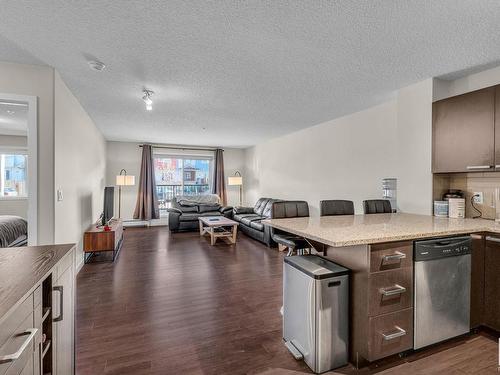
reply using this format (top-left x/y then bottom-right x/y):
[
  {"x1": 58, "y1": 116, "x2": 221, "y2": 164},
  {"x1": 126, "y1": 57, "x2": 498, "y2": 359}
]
[
  {"x1": 413, "y1": 236, "x2": 471, "y2": 350},
  {"x1": 283, "y1": 255, "x2": 349, "y2": 373}
]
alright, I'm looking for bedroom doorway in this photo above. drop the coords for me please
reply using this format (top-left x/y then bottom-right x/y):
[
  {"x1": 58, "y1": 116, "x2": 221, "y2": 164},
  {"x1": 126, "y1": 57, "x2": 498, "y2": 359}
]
[{"x1": 0, "y1": 93, "x2": 37, "y2": 246}]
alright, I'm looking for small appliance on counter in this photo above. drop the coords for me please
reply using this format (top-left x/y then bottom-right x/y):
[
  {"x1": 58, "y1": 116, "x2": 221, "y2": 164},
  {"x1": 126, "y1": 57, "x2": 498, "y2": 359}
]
[
  {"x1": 433, "y1": 201, "x2": 449, "y2": 217},
  {"x1": 442, "y1": 189, "x2": 464, "y2": 201},
  {"x1": 448, "y1": 198, "x2": 465, "y2": 218},
  {"x1": 283, "y1": 255, "x2": 349, "y2": 373},
  {"x1": 434, "y1": 190, "x2": 466, "y2": 218},
  {"x1": 382, "y1": 178, "x2": 397, "y2": 212}
]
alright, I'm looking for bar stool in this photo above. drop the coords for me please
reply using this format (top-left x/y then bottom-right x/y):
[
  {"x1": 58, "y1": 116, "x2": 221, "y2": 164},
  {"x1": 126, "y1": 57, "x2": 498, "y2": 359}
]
[
  {"x1": 363, "y1": 199, "x2": 392, "y2": 214},
  {"x1": 320, "y1": 200, "x2": 354, "y2": 216}
]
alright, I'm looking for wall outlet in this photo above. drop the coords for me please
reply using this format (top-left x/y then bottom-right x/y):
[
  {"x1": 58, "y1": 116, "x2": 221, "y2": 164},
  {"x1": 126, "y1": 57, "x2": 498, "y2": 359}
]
[
  {"x1": 473, "y1": 192, "x2": 483, "y2": 204},
  {"x1": 57, "y1": 189, "x2": 64, "y2": 202}
]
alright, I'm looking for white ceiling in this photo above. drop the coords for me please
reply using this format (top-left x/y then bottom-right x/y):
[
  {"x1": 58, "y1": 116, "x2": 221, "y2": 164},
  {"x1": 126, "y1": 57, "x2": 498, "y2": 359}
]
[{"x1": 0, "y1": 1, "x2": 500, "y2": 147}]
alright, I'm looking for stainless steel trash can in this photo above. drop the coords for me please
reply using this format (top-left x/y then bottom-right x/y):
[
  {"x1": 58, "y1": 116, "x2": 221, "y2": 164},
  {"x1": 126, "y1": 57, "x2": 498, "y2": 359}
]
[{"x1": 283, "y1": 255, "x2": 349, "y2": 373}]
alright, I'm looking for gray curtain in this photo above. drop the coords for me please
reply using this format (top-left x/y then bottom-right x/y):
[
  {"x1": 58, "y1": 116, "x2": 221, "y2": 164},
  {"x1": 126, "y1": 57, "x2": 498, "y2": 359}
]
[
  {"x1": 213, "y1": 148, "x2": 227, "y2": 205},
  {"x1": 133, "y1": 145, "x2": 160, "y2": 220}
]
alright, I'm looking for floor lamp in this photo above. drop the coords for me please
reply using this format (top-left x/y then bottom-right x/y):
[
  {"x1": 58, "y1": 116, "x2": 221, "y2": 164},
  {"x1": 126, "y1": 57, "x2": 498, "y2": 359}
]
[
  {"x1": 228, "y1": 171, "x2": 243, "y2": 207},
  {"x1": 116, "y1": 169, "x2": 135, "y2": 218}
]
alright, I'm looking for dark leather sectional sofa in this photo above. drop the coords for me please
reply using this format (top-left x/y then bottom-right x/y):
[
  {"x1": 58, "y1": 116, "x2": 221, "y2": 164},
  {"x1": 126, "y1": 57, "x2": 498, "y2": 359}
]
[
  {"x1": 232, "y1": 198, "x2": 283, "y2": 247},
  {"x1": 167, "y1": 197, "x2": 233, "y2": 232}
]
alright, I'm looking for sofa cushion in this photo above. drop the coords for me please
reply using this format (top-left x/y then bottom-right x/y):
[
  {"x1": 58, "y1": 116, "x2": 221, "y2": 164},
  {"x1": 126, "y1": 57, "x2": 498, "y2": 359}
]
[
  {"x1": 253, "y1": 198, "x2": 270, "y2": 216},
  {"x1": 250, "y1": 220, "x2": 264, "y2": 231},
  {"x1": 198, "y1": 204, "x2": 221, "y2": 213},
  {"x1": 240, "y1": 215, "x2": 264, "y2": 226},
  {"x1": 178, "y1": 205, "x2": 198, "y2": 213},
  {"x1": 233, "y1": 213, "x2": 259, "y2": 222}
]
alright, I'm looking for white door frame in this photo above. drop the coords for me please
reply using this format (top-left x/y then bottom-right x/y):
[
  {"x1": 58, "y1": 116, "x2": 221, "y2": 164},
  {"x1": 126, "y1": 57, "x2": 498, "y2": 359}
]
[{"x1": 0, "y1": 93, "x2": 38, "y2": 245}]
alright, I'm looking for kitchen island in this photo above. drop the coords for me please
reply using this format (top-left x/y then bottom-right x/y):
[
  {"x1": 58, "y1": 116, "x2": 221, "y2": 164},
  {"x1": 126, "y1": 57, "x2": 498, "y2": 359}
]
[
  {"x1": 0, "y1": 244, "x2": 76, "y2": 375},
  {"x1": 263, "y1": 213, "x2": 500, "y2": 367}
]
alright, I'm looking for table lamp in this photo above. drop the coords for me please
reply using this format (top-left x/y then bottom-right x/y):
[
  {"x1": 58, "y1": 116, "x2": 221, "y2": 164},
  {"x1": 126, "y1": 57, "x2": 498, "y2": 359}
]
[
  {"x1": 228, "y1": 171, "x2": 243, "y2": 206},
  {"x1": 116, "y1": 169, "x2": 135, "y2": 218}
]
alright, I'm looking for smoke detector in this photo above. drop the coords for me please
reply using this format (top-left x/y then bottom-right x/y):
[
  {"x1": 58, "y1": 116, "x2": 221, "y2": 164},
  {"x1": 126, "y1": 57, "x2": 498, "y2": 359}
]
[{"x1": 88, "y1": 60, "x2": 106, "y2": 72}]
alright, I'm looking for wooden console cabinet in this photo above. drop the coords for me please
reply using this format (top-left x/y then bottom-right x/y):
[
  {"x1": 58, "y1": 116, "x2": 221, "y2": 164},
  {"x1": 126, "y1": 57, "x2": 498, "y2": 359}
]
[{"x1": 83, "y1": 219, "x2": 123, "y2": 263}]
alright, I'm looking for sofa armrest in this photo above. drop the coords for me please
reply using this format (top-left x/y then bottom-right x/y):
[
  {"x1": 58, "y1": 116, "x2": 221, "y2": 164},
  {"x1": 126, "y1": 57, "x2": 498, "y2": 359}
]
[
  {"x1": 219, "y1": 205, "x2": 233, "y2": 213},
  {"x1": 167, "y1": 207, "x2": 182, "y2": 215},
  {"x1": 233, "y1": 206, "x2": 254, "y2": 214}
]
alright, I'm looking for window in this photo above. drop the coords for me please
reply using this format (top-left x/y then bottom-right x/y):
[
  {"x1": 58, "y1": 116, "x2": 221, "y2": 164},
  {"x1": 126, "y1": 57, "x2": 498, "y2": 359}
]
[
  {"x1": 153, "y1": 154, "x2": 213, "y2": 215},
  {"x1": 0, "y1": 153, "x2": 27, "y2": 198}
]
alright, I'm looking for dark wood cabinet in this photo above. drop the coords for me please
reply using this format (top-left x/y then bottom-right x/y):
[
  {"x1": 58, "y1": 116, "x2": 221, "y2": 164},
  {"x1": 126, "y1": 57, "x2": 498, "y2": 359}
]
[
  {"x1": 326, "y1": 241, "x2": 413, "y2": 366},
  {"x1": 484, "y1": 237, "x2": 500, "y2": 331},
  {"x1": 433, "y1": 87, "x2": 495, "y2": 173},
  {"x1": 470, "y1": 234, "x2": 485, "y2": 329}
]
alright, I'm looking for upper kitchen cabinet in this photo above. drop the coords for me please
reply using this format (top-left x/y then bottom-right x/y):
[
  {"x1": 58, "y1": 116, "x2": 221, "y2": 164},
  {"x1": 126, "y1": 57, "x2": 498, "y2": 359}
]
[{"x1": 433, "y1": 87, "x2": 495, "y2": 173}]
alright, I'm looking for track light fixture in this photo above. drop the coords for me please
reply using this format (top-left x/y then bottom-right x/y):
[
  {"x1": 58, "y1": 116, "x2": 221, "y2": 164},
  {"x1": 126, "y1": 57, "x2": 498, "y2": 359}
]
[{"x1": 142, "y1": 89, "x2": 154, "y2": 111}]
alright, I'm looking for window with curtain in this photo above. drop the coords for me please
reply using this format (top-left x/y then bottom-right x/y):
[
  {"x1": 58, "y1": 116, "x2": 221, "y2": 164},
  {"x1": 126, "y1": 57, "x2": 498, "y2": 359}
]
[
  {"x1": 153, "y1": 154, "x2": 213, "y2": 215},
  {"x1": 0, "y1": 152, "x2": 27, "y2": 198}
]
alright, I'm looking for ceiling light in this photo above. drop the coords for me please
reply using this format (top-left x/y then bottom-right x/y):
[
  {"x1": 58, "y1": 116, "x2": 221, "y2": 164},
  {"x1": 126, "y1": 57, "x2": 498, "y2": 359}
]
[
  {"x1": 88, "y1": 60, "x2": 106, "y2": 71},
  {"x1": 142, "y1": 89, "x2": 154, "y2": 111}
]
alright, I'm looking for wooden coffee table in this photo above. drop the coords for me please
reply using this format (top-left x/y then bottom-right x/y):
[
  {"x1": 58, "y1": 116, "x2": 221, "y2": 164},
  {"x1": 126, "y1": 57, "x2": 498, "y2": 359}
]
[{"x1": 199, "y1": 216, "x2": 238, "y2": 245}]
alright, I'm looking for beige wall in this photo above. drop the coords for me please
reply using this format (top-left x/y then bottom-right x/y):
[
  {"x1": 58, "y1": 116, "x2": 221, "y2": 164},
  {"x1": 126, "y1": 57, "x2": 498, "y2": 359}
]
[
  {"x1": 54, "y1": 72, "x2": 106, "y2": 269},
  {"x1": 243, "y1": 79, "x2": 437, "y2": 216},
  {"x1": 106, "y1": 141, "x2": 245, "y2": 220},
  {"x1": 0, "y1": 62, "x2": 55, "y2": 244},
  {"x1": 244, "y1": 100, "x2": 399, "y2": 215},
  {"x1": 396, "y1": 79, "x2": 434, "y2": 214}
]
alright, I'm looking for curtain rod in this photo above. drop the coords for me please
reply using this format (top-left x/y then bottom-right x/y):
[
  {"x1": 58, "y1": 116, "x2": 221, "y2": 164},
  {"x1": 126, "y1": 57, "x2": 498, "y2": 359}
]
[{"x1": 139, "y1": 144, "x2": 223, "y2": 152}]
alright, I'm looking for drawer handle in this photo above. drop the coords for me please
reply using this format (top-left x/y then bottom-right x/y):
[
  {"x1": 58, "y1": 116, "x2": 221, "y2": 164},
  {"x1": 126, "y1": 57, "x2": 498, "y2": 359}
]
[
  {"x1": 53, "y1": 285, "x2": 64, "y2": 322},
  {"x1": 382, "y1": 251, "x2": 406, "y2": 262},
  {"x1": 379, "y1": 284, "x2": 406, "y2": 297},
  {"x1": 381, "y1": 326, "x2": 406, "y2": 341},
  {"x1": 0, "y1": 328, "x2": 38, "y2": 364},
  {"x1": 466, "y1": 165, "x2": 493, "y2": 170}
]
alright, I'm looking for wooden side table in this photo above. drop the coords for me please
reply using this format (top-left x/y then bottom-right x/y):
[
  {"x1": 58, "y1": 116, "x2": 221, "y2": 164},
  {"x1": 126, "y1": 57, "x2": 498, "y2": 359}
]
[
  {"x1": 199, "y1": 216, "x2": 238, "y2": 245},
  {"x1": 83, "y1": 219, "x2": 123, "y2": 263}
]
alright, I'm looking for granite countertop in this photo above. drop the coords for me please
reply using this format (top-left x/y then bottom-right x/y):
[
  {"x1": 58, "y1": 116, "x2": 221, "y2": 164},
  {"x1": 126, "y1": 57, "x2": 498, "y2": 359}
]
[
  {"x1": 0, "y1": 243, "x2": 75, "y2": 321},
  {"x1": 263, "y1": 213, "x2": 500, "y2": 247}
]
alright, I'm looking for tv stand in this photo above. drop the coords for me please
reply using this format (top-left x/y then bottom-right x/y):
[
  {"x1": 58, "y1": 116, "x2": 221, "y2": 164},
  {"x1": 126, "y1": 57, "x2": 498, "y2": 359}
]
[{"x1": 83, "y1": 219, "x2": 123, "y2": 263}]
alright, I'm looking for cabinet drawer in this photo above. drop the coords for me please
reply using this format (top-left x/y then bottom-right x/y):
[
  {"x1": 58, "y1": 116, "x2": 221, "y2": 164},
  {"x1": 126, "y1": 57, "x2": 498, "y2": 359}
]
[
  {"x1": 368, "y1": 268, "x2": 413, "y2": 316},
  {"x1": 370, "y1": 241, "x2": 412, "y2": 273},
  {"x1": 0, "y1": 313, "x2": 35, "y2": 375},
  {"x1": 368, "y1": 308, "x2": 413, "y2": 362},
  {"x1": 0, "y1": 295, "x2": 33, "y2": 348}
]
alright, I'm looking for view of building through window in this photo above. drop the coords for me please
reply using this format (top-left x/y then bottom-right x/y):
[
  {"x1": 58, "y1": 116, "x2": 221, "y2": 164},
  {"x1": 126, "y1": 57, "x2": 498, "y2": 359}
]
[
  {"x1": 0, "y1": 153, "x2": 27, "y2": 197},
  {"x1": 154, "y1": 156, "x2": 212, "y2": 215}
]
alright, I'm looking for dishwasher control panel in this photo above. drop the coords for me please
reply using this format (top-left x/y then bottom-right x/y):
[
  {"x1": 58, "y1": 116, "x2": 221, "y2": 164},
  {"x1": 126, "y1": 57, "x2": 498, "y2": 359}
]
[{"x1": 414, "y1": 236, "x2": 472, "y2": 262}]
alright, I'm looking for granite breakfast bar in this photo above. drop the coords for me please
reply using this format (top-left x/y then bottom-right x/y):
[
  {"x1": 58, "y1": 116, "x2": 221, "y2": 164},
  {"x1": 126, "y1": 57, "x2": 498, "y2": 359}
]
[{"x1": 263, "y1": 213, "x2": 500, "y2": 367}]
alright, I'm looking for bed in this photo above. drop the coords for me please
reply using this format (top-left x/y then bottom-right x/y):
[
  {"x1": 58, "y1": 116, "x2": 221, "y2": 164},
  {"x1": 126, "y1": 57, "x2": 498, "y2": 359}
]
[{"x1": 0, "y1": 215, "x2": 28, "y2": 247}]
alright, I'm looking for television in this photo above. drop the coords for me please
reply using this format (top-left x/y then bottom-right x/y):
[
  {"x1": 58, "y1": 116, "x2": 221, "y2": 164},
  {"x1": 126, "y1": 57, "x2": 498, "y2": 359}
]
[{"x1": 102, "y1": 186, "x2": 115, "y2": 225}]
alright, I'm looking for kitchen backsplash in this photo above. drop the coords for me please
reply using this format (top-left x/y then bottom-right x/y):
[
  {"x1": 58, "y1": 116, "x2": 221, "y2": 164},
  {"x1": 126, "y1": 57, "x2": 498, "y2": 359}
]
[{"x1": 433, "y1": 172, "x2": 500, "y2": 220}]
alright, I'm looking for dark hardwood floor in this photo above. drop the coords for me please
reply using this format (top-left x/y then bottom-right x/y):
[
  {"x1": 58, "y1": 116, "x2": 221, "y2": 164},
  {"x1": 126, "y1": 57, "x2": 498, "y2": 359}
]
[{"x1": 77, "y1": 227, "x2": 498, "y2": 375}]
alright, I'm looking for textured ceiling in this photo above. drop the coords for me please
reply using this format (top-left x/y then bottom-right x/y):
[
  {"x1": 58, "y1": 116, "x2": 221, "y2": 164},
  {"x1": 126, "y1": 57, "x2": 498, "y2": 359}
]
[{"x1": 0, "y1": 1, "x2": 500, "y2": 147}]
